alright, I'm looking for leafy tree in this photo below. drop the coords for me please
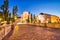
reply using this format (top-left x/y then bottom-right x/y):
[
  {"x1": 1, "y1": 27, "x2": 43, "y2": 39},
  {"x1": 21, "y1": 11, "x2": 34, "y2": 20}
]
[
  {"x1": 4, "y1": 0, "x2": 9, "y2": 21},
  {"x1": 12, "y1": 6, "x2": 18, "y2": 16},
  {"x1": 33, "y1": 14, "x2": 35, "y2": 23},
  {"x1": 8, "y1": 13, "x2": 11, "y2": 22},
  {"x1": 31, "y1": 13, "x2": 33, "y2": 23},
  {"x1": 0, "y1": 0, "x2": 9, "y2": 21},
  {"x1": 0, "y1": 0, "x2": 19, "y2": 23},
  {"x1": 33, "y1": 14, "x2": 37, "y2": 24},
  {"x1": 12, "y1": 5, "x2": 18, "y2": 22},
  {"x1": 27, "y1": 15, "x2": 30, "y2": 23}
]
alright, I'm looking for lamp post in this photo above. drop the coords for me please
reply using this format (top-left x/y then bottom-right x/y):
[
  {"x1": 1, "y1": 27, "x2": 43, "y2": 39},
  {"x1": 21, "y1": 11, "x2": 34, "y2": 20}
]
[
  {"x1": 0, "y1": 18, "x2": 2, "y2": 25},
  {"x1": 14, "y1": 16, "x2": 17, "y2": 22},
  {"x1": 0, "y1": 18, "x2": 2, "y2": 21}
]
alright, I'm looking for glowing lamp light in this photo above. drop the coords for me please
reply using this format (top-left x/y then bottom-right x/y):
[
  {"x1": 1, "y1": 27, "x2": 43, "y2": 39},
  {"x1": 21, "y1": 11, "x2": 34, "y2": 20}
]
[
  {"x1": 15, "y1": 17, "x2": 17, "y2": 20},
  {"x1": 14, "y1": 16, "x2": 17, "y2": 20},
  {"x1": 0, "y1": 18, "x2": 2, "y2": 21}
]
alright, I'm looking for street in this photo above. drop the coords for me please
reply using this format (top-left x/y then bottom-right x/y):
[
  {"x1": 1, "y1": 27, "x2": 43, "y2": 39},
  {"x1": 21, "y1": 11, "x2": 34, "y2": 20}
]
[{"x1": 2, "y1": 24, "x2": 60, "y2": 40}]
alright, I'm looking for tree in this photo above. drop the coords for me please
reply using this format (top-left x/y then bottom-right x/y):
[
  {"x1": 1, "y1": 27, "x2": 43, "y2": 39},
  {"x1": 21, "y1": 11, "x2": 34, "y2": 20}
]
[
  {"x1": 4, "y1": 0, "x2": 9, "y2": 21},
  {"x1": 12, "y1": 6, "x2": 18, "y2": 16},
  {"x1": 27, "y1": 15, "x2": 30, "y2": 23},
  {"x1": 0, "y1": 0, "x2": 9, "y2": 21},
  {"x1": 8, "y1": 13, "x2": 11, "y2": 22},
  {"x1": 12, "y1": 5, "x2": 18, "y2": 22},
  {"x1": 33, "y1": 14, "x2": 37, "y2": 24},
  {"x1": 31, "y1": 13, "x2": 33, "y2": 23},
  {"x1": 0, "y1": 5, "x2": 4, "y2": 12},
  {"x1": 0, "y1": 5, "x2": 4, "y2": 21},
  {"x1": 33, "y1": 14, "x2": 35, "y2": 23},
  {"x1": 0, "y1": 0, "x2": 19, "y2": 23}
]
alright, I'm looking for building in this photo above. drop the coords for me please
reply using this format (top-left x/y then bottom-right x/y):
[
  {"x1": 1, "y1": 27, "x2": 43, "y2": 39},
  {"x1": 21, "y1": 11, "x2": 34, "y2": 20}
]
[
  {"x1": 37, "y1": 13, "x2": 51, "y2": 23},
  {"x1": 51, "y1": 15, "x2": 59, "y2": 23},
  {"x1": 20, "y1": 11, "x2": 31, "y2": 23},
  {"x1": 16, "y1": 12, "x2": 60, "y2": 24},
  {"x1": 59, "y1": 19, "x2": 60, "y2": 23},
  {"x1": 37, "y1": 13, "x2": 60, "y2": 23}
]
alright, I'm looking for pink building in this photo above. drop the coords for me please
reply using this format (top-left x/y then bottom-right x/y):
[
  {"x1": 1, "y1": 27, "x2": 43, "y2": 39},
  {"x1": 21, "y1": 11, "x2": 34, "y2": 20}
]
[{"x1": 21, "y1": 11, "x2": 30, "y2": 23}]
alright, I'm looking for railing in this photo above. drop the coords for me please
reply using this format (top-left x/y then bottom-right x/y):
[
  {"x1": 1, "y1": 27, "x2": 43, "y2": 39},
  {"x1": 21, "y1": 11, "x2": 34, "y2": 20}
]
[
  {"x1": 0, "y1": 24, "x2": 13, "y2": 40},
  {"x1": 0, "y1": 26, "x2": 5, "y2": 40}
]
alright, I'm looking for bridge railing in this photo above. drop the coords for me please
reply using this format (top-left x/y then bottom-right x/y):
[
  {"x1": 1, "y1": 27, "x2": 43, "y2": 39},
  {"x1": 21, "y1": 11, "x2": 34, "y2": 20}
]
[
  {"x1": 0, "y1": 24, "x2": 13, "y2": 40},
  {"x1": 0, "y1": 26, "x2": 5, "y2": 40}
]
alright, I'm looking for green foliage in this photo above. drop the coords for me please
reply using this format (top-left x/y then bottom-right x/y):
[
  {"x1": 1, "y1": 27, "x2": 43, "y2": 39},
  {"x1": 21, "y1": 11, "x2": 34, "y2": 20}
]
[
  {"x1": 12, "y1": 6, "x2": 18, "y2": 22},
  {"x1": 31, "y1": 14, "x2": 33, "y2": 23},
  {"x1": 33, "y1": 14, "x2": 36, "y2": 23},
  {"x1": 12, "y1": 6, "x2": 18, "y2": 16},
  {"x1": 0, "y1": 0, "x2": 18, "y2": 23},
  {"x1": 0, "y1": 0, "x2": 9, "y2": 21},
  {"x1": 27, "y1": 15, "x2": 30, "y2": 23}
]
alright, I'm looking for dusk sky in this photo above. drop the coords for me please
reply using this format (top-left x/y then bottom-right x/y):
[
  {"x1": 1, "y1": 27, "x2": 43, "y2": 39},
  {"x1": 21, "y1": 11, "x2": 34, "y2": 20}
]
[{"x1": 0, "y1": 0, "x2": 60, "y2": 17}]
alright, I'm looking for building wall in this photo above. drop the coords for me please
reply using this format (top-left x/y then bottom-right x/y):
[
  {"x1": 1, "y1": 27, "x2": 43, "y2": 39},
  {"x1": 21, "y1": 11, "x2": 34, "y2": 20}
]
[
  {"x1": 37, "y1": 14, "x2": 59, "y2": 23},
  {"x1": 51, "y1": 15, "x2": 59, "y2": 23},
  {"x1": 45, "y1": 14, "x2": 51, "y2": 23},
  {"x1": 37, "y1": 14, "x2": 51, "y2": 23},
  {"x1": 21, "y1": 11, "x2": 30, "y2": 23},
  {"x1": 59, "y1": 19, "x2": 60, "y2": 23},
  {"x1": 37, "y1": 15, "x2": 46, "y2": 23}
]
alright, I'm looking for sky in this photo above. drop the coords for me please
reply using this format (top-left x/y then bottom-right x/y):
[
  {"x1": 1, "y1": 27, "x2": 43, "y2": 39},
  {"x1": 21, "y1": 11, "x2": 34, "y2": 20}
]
[{"x1": 0, "y1": 0, "x2": 60, "y2": 17}]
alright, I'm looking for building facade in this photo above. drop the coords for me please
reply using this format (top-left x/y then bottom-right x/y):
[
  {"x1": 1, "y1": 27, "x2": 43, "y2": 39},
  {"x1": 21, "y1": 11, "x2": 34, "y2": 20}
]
[
  {"x1": 37, "y1": 13, "x2": 51, "y2": 23},
  {"x1": 51, "y1": 15, "x2": 59, "y2": 23},
  {"x1": 20, "y1": 11, "x2": 31, "y2": 23},
  {"x1": 16, "y1": 12, "x2": 60, "y2": 24}
]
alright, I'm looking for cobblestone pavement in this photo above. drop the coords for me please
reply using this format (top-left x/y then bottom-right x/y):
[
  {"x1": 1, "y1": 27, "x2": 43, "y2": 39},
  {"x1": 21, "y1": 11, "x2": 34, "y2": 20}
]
[{"x1": 2, "y1": 24, "x2": 60, "y2": 40}]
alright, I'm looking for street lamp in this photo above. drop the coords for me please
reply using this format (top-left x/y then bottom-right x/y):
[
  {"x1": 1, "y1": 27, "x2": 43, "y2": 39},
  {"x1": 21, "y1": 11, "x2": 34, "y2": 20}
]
[
  {"x1": 0, "y1": 18, "x2": 2, "y2": 21},
  {"x1": 14, "y1": 16, "x2": 17, "y2": 20},
  {"x1": 0, "y1": 18, "x2": 2, "y2": 25}
]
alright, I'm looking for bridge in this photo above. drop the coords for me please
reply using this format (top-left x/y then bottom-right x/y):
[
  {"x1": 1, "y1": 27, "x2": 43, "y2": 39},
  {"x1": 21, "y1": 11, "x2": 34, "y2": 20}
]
[{"x1": 2, "y1": 24, "x2": 60, "y2": 40}]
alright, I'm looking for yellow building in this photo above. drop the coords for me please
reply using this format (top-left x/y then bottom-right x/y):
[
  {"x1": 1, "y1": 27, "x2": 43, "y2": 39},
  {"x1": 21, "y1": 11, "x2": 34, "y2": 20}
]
[
  {"x1": 51, "y1": 15, "x2": 59, "y2": 23},
  {"x1": 59, "y1": 17, "x2": 60, "y2": 23}
]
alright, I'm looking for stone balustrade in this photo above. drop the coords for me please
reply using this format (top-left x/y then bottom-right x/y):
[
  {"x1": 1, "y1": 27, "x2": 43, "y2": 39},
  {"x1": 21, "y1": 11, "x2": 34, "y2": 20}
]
[
  {"x1": 0, "y1": 23, "x2": 13, "y2": 40},
  {"x1": 0, "y1": 27, "x2": 5, "y2": 40}
]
